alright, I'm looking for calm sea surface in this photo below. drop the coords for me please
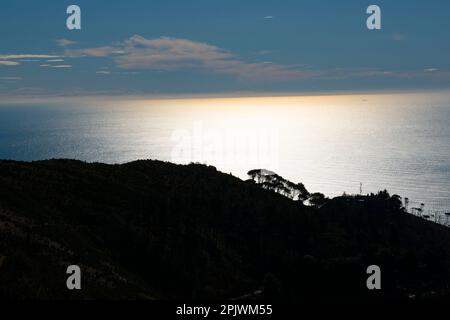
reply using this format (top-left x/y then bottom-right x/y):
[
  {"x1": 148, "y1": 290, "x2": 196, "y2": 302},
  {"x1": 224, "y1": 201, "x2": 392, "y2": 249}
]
[{"x1": 1, "y1": 93, "x2": 449, "y2": 212}]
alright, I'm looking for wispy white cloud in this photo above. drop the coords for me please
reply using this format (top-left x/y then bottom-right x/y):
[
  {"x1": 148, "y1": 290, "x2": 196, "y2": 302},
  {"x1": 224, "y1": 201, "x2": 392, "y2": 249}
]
[
  {"x1": 40, "y1": 64, "x2": 72, "y2": 68},
  {"x1": 51, "y1": 65, "x2": 72, "y2": 68},
  {"x1": 0, "y1": 54, "x2": 59, "y2": 60},
  {"x1": 0, "y1": 55, "x2": 65, "y2": 66},
  {"x1": 56, "y1": 39, "x2": 77, "y2": 47},
  {"x1": 0, "y1": 61, "x2": 20, "y2": 66},
  {"x1": 63, "y1": 35, "x2": 450, "y2": 83},
  {"x1": 3, "y1": 36, "x2": 448, "y2": 89},
  {"x1": 65, "y1": 46, "x2": 119, "y2": 58},
  {"x1": 95, "y1": 70, "x2": 139, "y2": 75},
  {"x1": 65, "y1": 35, "x2": 315, "y2": 82}
]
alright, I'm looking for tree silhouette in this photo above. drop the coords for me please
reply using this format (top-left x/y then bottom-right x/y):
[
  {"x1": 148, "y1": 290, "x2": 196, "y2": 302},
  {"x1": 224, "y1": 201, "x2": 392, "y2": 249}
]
[{"x1": 247, "y1": 169, "x2": 310, "y2": 202}]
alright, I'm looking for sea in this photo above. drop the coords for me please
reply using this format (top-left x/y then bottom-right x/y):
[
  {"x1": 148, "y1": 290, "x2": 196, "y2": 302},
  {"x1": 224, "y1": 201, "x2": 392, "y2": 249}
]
[{"x1": 1, "y1": 92, "x2": 449, "y2": 212}]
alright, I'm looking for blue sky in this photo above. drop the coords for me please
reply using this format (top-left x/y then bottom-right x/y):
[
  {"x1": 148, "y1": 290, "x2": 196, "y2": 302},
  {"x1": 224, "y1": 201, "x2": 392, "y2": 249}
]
[{"x1": 1, "y1": 0, "x2": 450, "y2": 98}]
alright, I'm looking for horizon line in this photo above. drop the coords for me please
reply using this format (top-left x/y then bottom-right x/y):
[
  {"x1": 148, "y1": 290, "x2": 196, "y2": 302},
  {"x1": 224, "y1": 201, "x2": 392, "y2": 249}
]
[{"x1": 1, "y1": 88, "x2": 450, "y2": 104}]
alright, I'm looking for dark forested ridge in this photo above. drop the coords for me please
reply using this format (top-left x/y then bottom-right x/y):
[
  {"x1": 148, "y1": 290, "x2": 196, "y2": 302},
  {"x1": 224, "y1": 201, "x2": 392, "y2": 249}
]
[{"x1": 0, "y1": 159, "x2": 449, "y2": 300}]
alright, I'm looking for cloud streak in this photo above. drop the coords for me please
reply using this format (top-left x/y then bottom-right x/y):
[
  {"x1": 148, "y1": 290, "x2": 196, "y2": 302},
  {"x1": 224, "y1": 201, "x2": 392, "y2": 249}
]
[
  {"x1": 40, "y1": 64, "x2": 72, "y2": 68},
  {"x1": 0, "y1": 54, "x2": 61, "y2": 67},
  {"x1": 56, "y1": 39, "x2": 77, "y2": 47},
  {"x1": 65, "y1": 35, "x2": 317, "y2": 82},
  {"x1": 2, "y1": 36, "x2": 449, "y2": 91},
  {"x1": 63, "y1": 36, "x2": 450, "y2": 83},
  {"x1": 0, "y1": 54, "x2": 60, "y2": 60},
  {"x1": 0, "y1": 61, "x2": 20, "y2": 66}
]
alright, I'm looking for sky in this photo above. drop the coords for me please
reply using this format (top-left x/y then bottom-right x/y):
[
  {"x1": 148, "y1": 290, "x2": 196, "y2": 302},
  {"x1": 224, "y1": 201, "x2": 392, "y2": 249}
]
[{"x1": 0, "y1": 0, "x2": 450, "y2": 99}]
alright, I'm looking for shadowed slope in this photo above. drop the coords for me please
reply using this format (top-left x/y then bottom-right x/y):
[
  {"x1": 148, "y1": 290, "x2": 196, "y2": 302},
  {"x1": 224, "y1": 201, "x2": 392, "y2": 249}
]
[{"x1": 0, "y1": 159, "x2": 449, "y2": 300}]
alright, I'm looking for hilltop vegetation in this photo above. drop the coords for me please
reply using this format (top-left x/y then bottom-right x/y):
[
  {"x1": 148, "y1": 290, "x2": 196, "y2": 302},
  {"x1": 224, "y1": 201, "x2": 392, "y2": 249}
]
[{"x1": 0, "y1": 159, "x2": 450, "y2": 300}]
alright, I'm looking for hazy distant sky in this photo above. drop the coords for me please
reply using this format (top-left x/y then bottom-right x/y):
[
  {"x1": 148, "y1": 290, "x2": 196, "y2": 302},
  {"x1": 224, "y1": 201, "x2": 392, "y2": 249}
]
[{"x1": 1, "y1": 0, "x2": 450, "y2": 98}]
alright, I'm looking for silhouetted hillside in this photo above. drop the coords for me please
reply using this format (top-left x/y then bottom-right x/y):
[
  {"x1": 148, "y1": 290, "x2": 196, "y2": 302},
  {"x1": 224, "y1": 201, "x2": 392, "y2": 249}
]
[{"x1": 0, "y1": 159, "x2": 449, "y2": 300}]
